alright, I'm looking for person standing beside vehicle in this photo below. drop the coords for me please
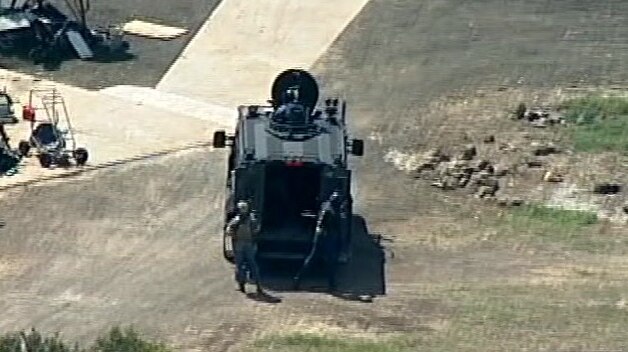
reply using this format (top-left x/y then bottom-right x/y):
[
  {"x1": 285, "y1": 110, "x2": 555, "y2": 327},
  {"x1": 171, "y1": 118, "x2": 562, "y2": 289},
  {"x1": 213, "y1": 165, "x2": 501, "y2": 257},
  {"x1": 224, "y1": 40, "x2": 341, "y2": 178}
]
[
  {"x1": 293, "y1": 192, "x2": 343, "y2": 292},
  {"x1": 226, "y1": 200, "x2": 264, "y2": 295}
]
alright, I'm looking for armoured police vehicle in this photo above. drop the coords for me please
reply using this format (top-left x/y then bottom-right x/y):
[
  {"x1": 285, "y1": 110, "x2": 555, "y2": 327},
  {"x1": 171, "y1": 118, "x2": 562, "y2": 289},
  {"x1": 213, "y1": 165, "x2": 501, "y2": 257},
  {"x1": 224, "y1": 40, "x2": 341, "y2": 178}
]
[{"x1": 213, "y1": 69, "x2": 364, "y2": 264}]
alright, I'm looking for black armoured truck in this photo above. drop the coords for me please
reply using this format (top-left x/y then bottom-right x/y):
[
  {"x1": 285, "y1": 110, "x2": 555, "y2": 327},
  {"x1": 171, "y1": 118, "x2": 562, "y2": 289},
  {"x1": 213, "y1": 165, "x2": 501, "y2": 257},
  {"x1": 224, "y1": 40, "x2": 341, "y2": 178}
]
[{"x1": 212, "y1": 69, "x2": 364, "y2": 264}]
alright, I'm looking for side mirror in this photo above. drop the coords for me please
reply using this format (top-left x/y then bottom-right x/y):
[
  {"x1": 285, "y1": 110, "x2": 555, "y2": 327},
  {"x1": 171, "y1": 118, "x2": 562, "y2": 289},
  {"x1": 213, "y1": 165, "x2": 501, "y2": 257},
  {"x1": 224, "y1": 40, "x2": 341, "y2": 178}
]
[
  {"x1": 213, "y1": 130, "x2": 226, "y2": 148},
  {"x1": 350, "y1": 139, "x2": 364, "y2": 156}
]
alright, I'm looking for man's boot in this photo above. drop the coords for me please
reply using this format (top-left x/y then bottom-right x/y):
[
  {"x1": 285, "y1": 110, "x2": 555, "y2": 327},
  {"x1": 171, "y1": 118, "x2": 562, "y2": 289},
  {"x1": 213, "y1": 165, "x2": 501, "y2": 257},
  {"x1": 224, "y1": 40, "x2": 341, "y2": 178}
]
[
  {"x1": 328, "y1": 277, "x2": 337, "y2": 293},
  {"x1": 328, "y1": 267, "x2": 338, "y2": 293},
  {"x1": 235, "y1": 267, "x2": 246, "y2": 293},
  {"x1": 256, "y1": 283, "x2": 265, "y2": 296}
]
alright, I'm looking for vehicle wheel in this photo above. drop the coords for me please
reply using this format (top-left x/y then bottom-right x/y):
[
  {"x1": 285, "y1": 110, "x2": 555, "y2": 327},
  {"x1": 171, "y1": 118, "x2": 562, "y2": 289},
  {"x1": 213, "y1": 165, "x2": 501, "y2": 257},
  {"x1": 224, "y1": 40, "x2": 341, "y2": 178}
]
[
  {"x1": 223, "y1": 231, "x2": 235, "y2": 264},
  {"x1": 73, "y1": 148, "x2": 88, "y2": 166},
  {"x1": 38, "y1": 153, "x2": 52, "y2": 168},
  {"x1": 18, "y1": 140, "x2": 31, "y2": 157}
]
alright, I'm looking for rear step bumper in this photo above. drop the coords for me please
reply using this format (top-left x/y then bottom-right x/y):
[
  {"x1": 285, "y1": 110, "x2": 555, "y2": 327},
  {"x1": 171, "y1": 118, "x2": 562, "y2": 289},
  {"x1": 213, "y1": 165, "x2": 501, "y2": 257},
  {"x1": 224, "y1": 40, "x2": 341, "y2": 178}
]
[{"x1": 256, "y1": 238, "x2": 312, "y2": 261}]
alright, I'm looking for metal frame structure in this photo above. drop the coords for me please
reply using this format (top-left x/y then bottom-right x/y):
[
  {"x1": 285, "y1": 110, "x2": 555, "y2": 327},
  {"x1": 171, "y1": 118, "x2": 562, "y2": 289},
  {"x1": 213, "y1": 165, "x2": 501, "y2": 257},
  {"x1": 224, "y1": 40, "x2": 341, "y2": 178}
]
[{"x1": 19, "y1": 87, "x2": 88, "y2": 168}]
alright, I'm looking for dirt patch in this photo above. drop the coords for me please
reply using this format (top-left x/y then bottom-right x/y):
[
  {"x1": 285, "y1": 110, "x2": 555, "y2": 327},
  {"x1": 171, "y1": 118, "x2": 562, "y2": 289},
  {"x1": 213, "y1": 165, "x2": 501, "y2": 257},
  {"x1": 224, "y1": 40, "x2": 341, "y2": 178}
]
[
  {"x1": 0, "y1": 256, "x2": 29, "y2": 279},
  {"x1": 382, "y1": 85, "x2": 628, "y2": 224}
]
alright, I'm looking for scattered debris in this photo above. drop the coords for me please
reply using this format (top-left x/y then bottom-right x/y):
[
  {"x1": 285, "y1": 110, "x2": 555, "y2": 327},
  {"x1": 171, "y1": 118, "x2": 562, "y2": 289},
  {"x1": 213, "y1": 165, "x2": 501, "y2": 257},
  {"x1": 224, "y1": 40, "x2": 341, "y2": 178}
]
[
  {"x1": 498, "y1": 142, "x2": 518, "y2": 152},
  {"x1": 493, "y1": 164, "x2": 510, "y2": 177},
  {"x1": 531, "y1": 142, "x2": 561, "y2": 156},
  {"x1": 525, "y1": 159, "x2": 544, "y2": 168},
  {"x1": 497, "y1": 197, "x2": 524, "y2": 207},
  {"x1": 515, "y1": 104, "x2": 565, "y2": 127},
  {"x1": 390, "y1": 100, "x2": 626, "y2": 217},
  {"x1": 475, "y1": 178, "x2": 500, "y2": 198},
  {"x1": 543, "y1": 170, "x2": 564, "y2": 183},
  {"x1": 415, "y1": 148, "x2": 450, "y2": 172},
  {"x1": 123, "y1": 20, "x2": 189, "y2": 40},
  {"x1": 417, "y1": 144, "x2": 505, "y2": 199},
  {"x1": 460, "y1": 144, "x2": 477, "y2": 160},
  {"x1": 593, "y1": 183, "x2": 622, "y2": 195}
]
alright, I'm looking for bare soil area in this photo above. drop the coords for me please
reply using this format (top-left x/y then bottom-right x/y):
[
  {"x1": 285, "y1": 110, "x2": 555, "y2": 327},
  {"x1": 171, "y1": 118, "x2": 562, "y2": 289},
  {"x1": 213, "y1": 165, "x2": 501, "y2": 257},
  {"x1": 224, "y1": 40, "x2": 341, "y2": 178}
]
[{"x1": 2, "y1": 0, "x2": 628, "y2": 351}]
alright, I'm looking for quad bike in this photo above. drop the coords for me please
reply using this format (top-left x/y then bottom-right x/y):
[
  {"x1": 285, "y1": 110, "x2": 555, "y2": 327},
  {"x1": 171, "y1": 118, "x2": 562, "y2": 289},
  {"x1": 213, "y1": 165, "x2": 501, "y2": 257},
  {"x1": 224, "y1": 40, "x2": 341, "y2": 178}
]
[{"x1": 18, "y1": 88, "x2": 88, "y2": 168}]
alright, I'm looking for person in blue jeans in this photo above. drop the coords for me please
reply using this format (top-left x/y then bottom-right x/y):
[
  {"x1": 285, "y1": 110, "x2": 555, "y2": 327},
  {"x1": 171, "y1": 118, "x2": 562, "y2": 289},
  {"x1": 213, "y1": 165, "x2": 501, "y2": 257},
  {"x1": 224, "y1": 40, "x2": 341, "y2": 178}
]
[
  {"x1": 226, "y1": 200, "x2": 264, "y2": 295},
  {"x1": 293, "y1": 192, "x2": 342, "y2": 292}
]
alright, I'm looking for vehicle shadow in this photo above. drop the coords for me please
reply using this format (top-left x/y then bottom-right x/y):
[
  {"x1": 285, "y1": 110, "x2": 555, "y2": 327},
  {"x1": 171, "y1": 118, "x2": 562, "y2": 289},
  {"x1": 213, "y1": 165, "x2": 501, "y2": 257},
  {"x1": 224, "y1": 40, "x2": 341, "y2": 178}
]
[{"x1": 259, "y1": 215, "x2": 387, "y2": 301}]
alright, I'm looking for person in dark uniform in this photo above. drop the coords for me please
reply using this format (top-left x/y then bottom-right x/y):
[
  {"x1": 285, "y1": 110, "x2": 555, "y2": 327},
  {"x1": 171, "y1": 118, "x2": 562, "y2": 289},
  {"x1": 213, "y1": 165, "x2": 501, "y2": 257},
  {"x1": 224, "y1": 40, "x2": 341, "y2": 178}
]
[
  {"x1": 274, "y1": 88, "x2": 307, "y2": 125},
  {"x1": 337, "y1": 195, "x2": 352, "y2": 264},
  {"x1": 226, "y1": 200, "x2": 264, "y2": 295},
  {"x1": 293, "y1": 192, "x2": 342, "y2": 292}
]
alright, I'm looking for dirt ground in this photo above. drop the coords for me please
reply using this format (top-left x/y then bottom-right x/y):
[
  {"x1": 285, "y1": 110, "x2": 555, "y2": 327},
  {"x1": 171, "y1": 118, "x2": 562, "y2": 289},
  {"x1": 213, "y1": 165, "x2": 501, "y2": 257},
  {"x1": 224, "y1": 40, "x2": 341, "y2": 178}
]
[{"x1": 2, "y1": 0, "x2": 628, "y2": 351}]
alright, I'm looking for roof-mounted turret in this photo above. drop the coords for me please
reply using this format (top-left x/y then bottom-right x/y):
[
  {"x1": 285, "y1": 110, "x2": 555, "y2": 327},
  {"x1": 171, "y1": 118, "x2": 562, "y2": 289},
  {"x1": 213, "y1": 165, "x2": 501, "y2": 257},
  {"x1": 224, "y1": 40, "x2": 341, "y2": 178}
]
[
  {"x1": 268, "y1": 69, "x2": 320, "y2": 129},
  {"x1": 212, "y1": 68, "x2": 364, "y2": 159}
]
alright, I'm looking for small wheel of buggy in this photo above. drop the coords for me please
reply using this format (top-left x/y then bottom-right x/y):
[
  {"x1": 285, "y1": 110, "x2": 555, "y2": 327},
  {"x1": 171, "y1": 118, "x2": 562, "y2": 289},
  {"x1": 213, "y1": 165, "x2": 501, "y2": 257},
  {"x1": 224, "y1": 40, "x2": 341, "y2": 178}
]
[
  {"x1": 223, "y1": 232, "x2": 235, "y2": 264},
  {"x1": 38, "y1": 153, "x2": 52, "y2": 168},
  {"x1": 18, "y1": 140, "x2": 31, "y2": 157},
  {"x1": 73, "y1": 148, "x2": 89, "y2": 166}
]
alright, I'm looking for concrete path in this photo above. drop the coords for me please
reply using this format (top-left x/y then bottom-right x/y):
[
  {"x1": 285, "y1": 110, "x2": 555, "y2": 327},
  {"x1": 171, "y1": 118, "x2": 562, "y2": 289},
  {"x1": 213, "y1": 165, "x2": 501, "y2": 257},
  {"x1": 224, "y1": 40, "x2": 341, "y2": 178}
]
[
  {"x1": 156, "y1": 0, "x2": 370, "y2": 107},
  {"x1": 0, "y1": 70, "x2": 220, "y2": 190}
]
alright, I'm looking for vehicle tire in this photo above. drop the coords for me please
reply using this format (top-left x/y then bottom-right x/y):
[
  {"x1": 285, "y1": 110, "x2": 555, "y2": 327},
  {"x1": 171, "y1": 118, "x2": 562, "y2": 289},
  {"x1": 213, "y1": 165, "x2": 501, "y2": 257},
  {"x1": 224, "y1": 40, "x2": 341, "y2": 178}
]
[
  {"x1": 38, "y1": 153, "x2": 52, "y2": 168},
  {"x1": 223, "y1": 231, "x2": 235, "y2": 264},
  {"x1": 18, "y1": 140, "x2": 31, "y2": 157},
  {"x1": 73, "y1": 148, "x2": 89, "y2": 166}
]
